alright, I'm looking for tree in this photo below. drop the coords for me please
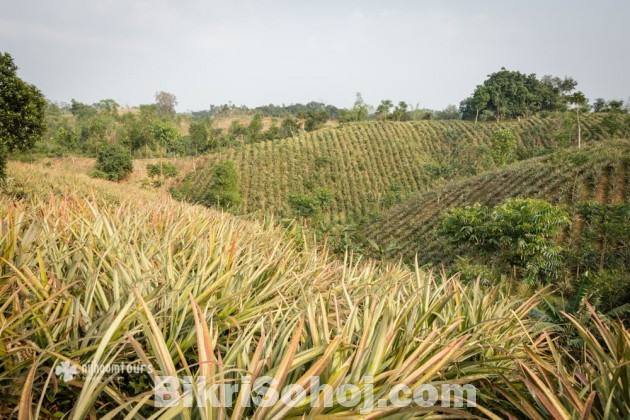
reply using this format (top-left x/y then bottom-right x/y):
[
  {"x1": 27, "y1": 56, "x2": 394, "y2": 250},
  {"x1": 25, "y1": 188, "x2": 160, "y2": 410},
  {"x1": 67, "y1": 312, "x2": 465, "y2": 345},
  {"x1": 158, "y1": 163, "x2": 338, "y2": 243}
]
[
  {"x1": 339, "y1": 93, "x2": 369, "y2": 122},
  {"x1": 567, "y1": 91, "x2": 588, "y2": 148},
  {"x1": 155, "y1": 91, "x2": 177, "y2": 115},
  {"x1": 90, "y1": 143, "x2": 133, "y2": 181},
  {"x1": 202, "y1": 160, "x2": 241, "y2": 209},
  {"x1": 434, "y1": 104, "x2": 461, "y2": 120},
  {"x1": 352, "y1": 92, "x2": 369, "y2": 121},
  {"x1": 298, "y1": 109, "x2": 328, "y2": 132},
  {"x1": 247, "y1": 113, "x2": 264, "y2": 142},
  {"x1": 592, "y1": 98, "x2": 607, "y2": 113},
  {"x1": 460, "y1": 68, "x2": 578, "y2": 122},
  {"x1": 391, "y1": 101, "x2": 410, "y2": 121},
  {"x1": 460, "y1": 86, "x2": 492, "y2": 122},
  {"x1": 441, "y1": 198, "x2": 569, "y2": 283},
  {"x1": 0, "y1": 52, "x2": 46, "y2": 178},
  {"x1": 375, "y1": 100, "x2": 393, "y2": 120},
  {"x1": 280, "y1": 115, "x2": 300, "y2": 137},
  {"x1": 188, "y1": 121, "x2": 209, "y2": 154},
  {"x1": 150, "y1": 120, "x2": 181, "y2": 155}
]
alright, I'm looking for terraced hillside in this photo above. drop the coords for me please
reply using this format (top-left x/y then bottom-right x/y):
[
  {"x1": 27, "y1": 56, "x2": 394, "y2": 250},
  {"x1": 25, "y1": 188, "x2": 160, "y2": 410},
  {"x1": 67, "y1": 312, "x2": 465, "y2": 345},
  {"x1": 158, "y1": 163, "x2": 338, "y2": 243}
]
[
  {"x1": 362, "y1": 140, "x2": 630, "y2": 265},
  {"x1": 180, "y1": 114, "x2": 623, "y2": 224}
]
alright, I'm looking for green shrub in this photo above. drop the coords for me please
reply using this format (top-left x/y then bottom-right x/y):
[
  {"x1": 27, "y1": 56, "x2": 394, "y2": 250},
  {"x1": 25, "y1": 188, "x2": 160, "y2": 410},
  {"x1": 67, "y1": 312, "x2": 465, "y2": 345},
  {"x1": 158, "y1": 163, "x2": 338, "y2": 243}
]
[
  {"x1": 91, "y1": 143, "x2": 133, "y2": 181},
  {"x1": 490, "y1": 128, "x2": 517, "y2": 165},
  {"x1": 200, "y1": 160, "x2": 241, "y2": 209},
  {"x1": 288, "y1": 191, "x2": 320, "y2": 218},
  {"x1": 441, "y1": 199, "x2": 569, "y2": 283}
]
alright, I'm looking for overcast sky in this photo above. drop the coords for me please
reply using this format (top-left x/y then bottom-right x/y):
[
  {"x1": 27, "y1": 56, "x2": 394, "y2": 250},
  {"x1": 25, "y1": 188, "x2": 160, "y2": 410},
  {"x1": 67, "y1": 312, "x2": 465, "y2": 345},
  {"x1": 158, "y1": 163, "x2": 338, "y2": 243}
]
[{"x1": 2, "y1": 0, "x2": 629, "y2": 111}]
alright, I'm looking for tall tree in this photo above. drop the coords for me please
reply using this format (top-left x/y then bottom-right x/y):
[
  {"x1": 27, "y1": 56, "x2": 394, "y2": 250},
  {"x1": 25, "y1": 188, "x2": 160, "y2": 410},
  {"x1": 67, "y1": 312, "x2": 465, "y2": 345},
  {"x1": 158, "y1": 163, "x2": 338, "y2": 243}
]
[
  {"x1": 391, "y1": 101, "x2": 410, "y2": 121},
  {"x1": 460, "y1": 68, "x2": 578, "y2": 122},
  {"x1": 352, "y1": 92, "x2": 369, "y2": 121},
  {"x1": 567, "y1": 91, "x2": 588, "y2": 148},
  {"x1": 154, "y1": 91, "x2": 177, "y2": 115},
  {"x1": 375, "y1": 100, "x2": 393, "y2": 120},
  {"x1": 0, "y1": 52, "x2": 46, "y2": 179}
]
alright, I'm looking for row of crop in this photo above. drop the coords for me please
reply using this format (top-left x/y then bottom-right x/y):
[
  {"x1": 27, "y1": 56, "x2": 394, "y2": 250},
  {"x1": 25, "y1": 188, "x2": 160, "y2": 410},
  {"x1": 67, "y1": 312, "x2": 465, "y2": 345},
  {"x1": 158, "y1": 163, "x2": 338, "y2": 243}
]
[{"x1": 364, "y1": 142, "x2": 628, "y2": 265}]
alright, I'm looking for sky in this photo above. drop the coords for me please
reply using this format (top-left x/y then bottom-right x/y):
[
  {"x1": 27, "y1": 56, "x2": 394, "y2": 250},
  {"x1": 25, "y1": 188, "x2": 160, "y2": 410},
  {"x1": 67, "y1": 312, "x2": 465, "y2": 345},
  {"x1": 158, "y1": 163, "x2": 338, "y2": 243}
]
[{"x1": 1, "y1": 0, "x2": 629, "y2": 112}]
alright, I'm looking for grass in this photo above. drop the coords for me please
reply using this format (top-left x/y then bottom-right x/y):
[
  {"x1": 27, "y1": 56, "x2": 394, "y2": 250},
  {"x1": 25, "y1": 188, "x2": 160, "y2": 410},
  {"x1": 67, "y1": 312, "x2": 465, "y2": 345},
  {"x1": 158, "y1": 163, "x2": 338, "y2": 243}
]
[{"x1": 1, "y1": 160, "x2": 628, "y2": 418}]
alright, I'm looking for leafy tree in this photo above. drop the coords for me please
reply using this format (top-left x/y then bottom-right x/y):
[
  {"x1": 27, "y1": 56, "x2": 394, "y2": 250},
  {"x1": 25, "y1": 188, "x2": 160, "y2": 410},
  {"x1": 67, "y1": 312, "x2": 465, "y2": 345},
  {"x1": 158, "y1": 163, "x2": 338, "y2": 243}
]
[
  {"x1": 201, "y1": 160, "x2": 241, "y2": 209},
  {"x1": 375, "y1": 100, "x2": 393, "y2": 120},
  {"x1": 339, "y1": 93, "x2": 369, "y2": 122},
  {"x1": 280, "y1": 115, "x2": 300, "y2": 137},
  {"x1": 188, "y1": 121, "x2": 209, "y2": 154},
  {"x1": 434, "y1": 104, "x2": 460, "y2": 120},
  {"x1": 154, "y1": 91, "x2": 177, "y2": 115},
  {"x1": 54, "y1": 127, "x2": 77, "y2": 150},
  {"x1": 228, "y1": 120, "x2": 247, "y2": 143},
  {"x1": 0, "y1": 52, "x2": 46, "y2": 178},
  {"x1": 288, "y1": 192, "x2": 320, "y2": 218},
  {"x1": 592, "y1": 98, "x2": 608, "y2": 113},
  {"x1": 298, "y1": 109, "x2": 328, "y2": 132},
  {"x1": 391, "y1": 101, "x2": 410, "y2": 121},
  {"x1": 247, "y1": 113, "x2": 264, "y2": 142},
  {"x1": 91, "y1": 143, "x2": 133, "y2": 181},
  {"x1": 94, "y1": 99, "x2": 119, "y2": 116},
  {"x1": 460, "y1": 68, "x2": 577, "y2": 121},
  {"x1": 150, "y1": 120, "x2": 181, "y2": 155},
  {"x1": 593, "y1": 98, "x2": 626, "y2": 113},
  {"x1": 262, "y1": 122, "x2": 281, "y2": 141},
  {"x1": 441, "y1": 198, "x2": 569, "y2": 283},
  {"x1": 607, "y1": 100, "x2": 625, "y2": 112},
  {"x1": 489, "y1": 128, "x2": 517, "y2": 165},
  {"x1": 70, "y1": 99, "x2": 97, "y2": 119},
  {"x1": 352, "y1": 92, "x2": 369, "y2": 121}
]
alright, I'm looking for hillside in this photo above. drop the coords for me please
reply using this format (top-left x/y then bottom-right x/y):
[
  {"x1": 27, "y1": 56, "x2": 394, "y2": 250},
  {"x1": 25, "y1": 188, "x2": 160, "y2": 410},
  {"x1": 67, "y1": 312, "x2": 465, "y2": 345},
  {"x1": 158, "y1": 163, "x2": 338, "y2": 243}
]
[
  {"x1": 362, "y1": 140, "x2": 630, "y2": 265},
  {"x1": 4, "y1": 159, "x2": 629, "y2": 418},
  {"x1": 180, "y1": 114, "x2": 620, "y2": 224}
]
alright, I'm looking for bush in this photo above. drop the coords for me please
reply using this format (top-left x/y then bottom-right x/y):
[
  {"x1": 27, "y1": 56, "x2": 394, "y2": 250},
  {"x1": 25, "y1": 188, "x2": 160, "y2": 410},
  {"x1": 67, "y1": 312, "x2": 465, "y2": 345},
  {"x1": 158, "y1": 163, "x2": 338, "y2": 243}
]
[
  {"x1": 441, "y1": 199, "x2": 569, "y2": 283},
  {"x1": 288, "y1": 192, "x2": 320, "y2": 218},
  {"x1": 91, "y1": 143, "x2": 133, "y2": 181},
  {"x1": 201, "y1": 160, "x2": 241, "y2": 209},
  {"x1": 490, "y1": 128, "x2": 517, "y2": 165}
]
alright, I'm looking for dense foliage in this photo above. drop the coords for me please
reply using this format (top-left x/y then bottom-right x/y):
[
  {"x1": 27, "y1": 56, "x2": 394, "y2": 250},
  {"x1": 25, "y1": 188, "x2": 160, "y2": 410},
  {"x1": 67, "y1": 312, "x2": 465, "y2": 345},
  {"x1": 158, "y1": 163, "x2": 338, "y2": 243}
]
[
  {"x1": 0, "y1": 52, "x2": 46, "y2": 178},
  {"x1": 441, "y1": 199, "x2": 569, "y2": 283},
  {"x1": 460, "y1": 68, "x2": 581, "y2": 122},
  {"x1": 90, "y1": 142, "x2": 133, "y2": 181}
]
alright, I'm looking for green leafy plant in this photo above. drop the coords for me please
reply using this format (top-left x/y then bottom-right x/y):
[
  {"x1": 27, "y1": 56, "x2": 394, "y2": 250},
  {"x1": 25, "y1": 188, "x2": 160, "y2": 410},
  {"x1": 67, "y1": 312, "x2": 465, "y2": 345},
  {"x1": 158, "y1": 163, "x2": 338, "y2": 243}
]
[
  {"x1": 90, "y1": 143, "x2": 133, "y2": 181},
  {"x1": 441, "y1": 198, "x2": 569, "y2": 283}
]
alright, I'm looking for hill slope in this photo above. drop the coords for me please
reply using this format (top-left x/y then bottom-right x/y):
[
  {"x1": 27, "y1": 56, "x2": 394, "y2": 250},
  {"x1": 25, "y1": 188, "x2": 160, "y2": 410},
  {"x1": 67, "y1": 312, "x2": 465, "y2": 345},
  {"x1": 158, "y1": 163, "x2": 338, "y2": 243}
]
[
  {"x1": 180, "y1": 114, "x2": 619, "y2": 224},
  {"x1": 362, "y1": 140, "x2": 630, "y2": 265}
]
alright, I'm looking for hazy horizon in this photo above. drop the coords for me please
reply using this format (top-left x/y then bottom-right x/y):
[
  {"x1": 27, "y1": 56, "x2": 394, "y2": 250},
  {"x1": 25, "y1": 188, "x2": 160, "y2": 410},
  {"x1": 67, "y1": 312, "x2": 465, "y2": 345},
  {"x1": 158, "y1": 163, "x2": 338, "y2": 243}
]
[{"x1": 2, "y1": 0, "x2": 629, "y2": 111}]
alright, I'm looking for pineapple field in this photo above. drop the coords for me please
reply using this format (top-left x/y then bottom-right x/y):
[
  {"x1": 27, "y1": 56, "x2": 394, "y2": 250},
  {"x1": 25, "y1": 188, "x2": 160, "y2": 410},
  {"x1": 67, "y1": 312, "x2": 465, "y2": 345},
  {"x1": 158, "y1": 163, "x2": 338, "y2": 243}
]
[
  {"x1": 3, "y1": 4, "x2": 630, "y2": 418},
  {"x1": 2, "y1": 159, "x2": 629, "y2": 418},
  {"x1": 362, "y1": 140, "x2": 630, "y2": 266},
  {"x1": 179, "y1": 114, "x2": 625, "y2": 224}
]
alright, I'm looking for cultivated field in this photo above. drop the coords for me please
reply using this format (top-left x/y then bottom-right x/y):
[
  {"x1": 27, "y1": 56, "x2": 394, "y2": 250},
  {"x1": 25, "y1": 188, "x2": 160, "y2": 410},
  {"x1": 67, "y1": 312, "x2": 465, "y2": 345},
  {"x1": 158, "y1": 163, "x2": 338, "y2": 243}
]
[
  {"x1": 182, "y1": 115, "x2": 616, "y2": 224},
  {"x1": 363, "y1": 140, "x2": 630, "y2": 265},
  {"x1": 2, "y1": 160, "x2": 628, "y2": 418}
]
